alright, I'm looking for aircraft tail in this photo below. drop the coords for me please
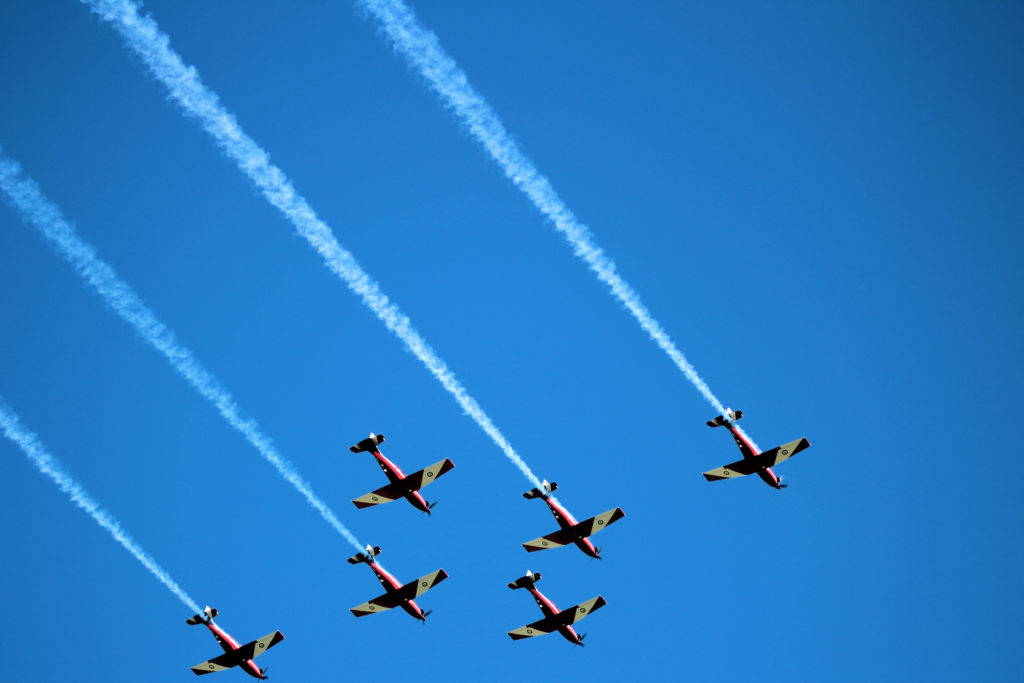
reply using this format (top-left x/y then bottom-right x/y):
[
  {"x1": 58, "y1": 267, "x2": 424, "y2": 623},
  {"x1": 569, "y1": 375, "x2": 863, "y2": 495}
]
[
  {"x1": 522, "y1": 480, "x2": 558, "y2": 500},
  {"x1": 347, "y1": 544, "x2": 382, "y2": 565},
  {"x1": 349, "y1": 433, "x2": 385, "y2": 453},
  {"x1": 185, "y1": 606, "x2": 218, "y2": 625},
  {"x1": 706, "y1": 408, "x2": 742, "y2": 428},
  {"x1": 507, "y1": 570, "x2": 542, "y2": 589}
]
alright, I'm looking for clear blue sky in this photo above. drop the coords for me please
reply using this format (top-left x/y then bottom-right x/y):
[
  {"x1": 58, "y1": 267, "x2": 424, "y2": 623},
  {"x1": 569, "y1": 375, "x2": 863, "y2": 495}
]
[{"x1": 1, "y1": 1, "x2": 1022, "y2": 681}]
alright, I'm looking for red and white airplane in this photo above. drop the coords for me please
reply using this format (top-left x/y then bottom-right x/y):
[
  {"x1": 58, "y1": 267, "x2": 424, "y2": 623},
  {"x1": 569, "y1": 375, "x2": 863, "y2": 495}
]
[
  {"x1": 347, "y1": 545, "x2": 448, "y2": 622},
  {"x1": 506, "y1": 571, "x2": 606, "y2": 646},
  {"x1": 702, "y1": 409, "x2": 811, "y2": 489},
  {"x1": 186, "y1": 607, "x2": 284, "y2": 679},
  {"x1": 521, "y1": 480, "x2": 624, "y2": 559},
  {"x1": 349, "y1": 433, "x2": 454, "y2": 515}
]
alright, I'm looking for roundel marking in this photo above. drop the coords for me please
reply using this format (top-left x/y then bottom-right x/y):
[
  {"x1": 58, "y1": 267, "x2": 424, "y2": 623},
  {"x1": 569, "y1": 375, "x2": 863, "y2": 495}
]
[
  {"x1": 782, "y1": 449, "x2": 789, "y2": 455},
  {"x1": 258, "y1": 642, "x2": 265, "y2": 649},
  {"x1": 579, "y1": 607, "x2": 587, "y2": 613},
  {"x1": 369, "y1": 605, "x2": 375, "y2": 611},
  {"x1": 526, "y1": 629, "x2": 534, "y2": 634},
  {"x1": 541, "y1": 541, "x2": 549, "y2": 546},
  {"x1": 597, "y1": 519, "x2": 604, "y2": 526},
  {"x1": 209, "y1": 665, "x2": 216, "y2": 670},
  {"x1": 427, "y1": 471, "x2": 434, "y2": 477},
  {"x1": 723, "y1": 470, "x2": 731, "y2": 475},
  {"x1": 371, "y1": 496, "x2": 379, "y2": 502},
  {"x1": 421, "y1": 581, "x2": 429, "y2": 587}
]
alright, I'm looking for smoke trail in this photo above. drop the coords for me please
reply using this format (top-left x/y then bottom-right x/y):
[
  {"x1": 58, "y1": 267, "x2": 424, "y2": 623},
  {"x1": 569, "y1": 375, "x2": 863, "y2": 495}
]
[
  {"x1": 0, "y1": 153, "x2": 364, "y2": 551},
  {"x1": 358, "y1": 0, "x2": 758, "y2": 449},
  {"x1": 81, "y1": 0, "x2": 547, "y2": 490},
  {"x1": 0, "y1": 397, "x2": 199, "y2": 612}
]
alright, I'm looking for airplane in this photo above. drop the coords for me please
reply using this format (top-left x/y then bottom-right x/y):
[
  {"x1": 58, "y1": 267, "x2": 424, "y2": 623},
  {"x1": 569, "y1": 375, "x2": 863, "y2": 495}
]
[
  {"x1": 506, "y1": 570, "x2": 606, "y2": 646},
  {"x1": 347, "y1": 545, "x2": 448, "y2": 622},
  {"x1": 349, "y1": 433, "x2": 455, "y2": 515},
  {"x1": 186, "y1": 606, "x2": 284, "y2": 679},
  {"x1": 521, "y1": 480, "x2": 624, "y2": 559},
  {"x1": 702, "y1": 408, "x2": 811, "y2": 489}
]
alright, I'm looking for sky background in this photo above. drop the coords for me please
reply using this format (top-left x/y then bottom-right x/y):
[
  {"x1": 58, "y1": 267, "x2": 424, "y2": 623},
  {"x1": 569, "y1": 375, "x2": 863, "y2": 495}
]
[{"x1": 1, "y1": 1, "x2": 1022, "y2": 681}]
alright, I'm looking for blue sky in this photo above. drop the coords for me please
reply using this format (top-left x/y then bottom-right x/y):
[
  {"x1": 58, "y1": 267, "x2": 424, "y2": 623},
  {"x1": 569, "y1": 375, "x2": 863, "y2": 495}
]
[{"x1": 1, "y1": 1, "x2": 1022, "y2": 681}]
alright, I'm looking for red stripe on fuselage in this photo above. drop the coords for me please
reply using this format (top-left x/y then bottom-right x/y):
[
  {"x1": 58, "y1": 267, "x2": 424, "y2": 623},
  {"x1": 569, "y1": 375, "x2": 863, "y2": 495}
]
[
  {"x1": 369, "y1": 561, "x2": 403, "y2": 592},
  {"x1": 726, "y1": 425, "x2": 759, "y2": 459},
  {"x1": 545, "y1": 498, "x2": 578, "y2": 528},
  {"x1": 528, "y1": 586, "x2": 560, "y2": 619},
  {"x1": 372, "y1": 450, "x2": 406, "y2": 479},
  {"x1": 207, "y1": 622, "x2": 241, "y2": 652}
]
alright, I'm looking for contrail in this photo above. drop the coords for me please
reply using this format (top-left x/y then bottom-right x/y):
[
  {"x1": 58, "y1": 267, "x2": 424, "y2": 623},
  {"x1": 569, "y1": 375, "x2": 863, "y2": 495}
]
[
  {"x1": 82, "y1": 0, "x2": 547, "y2": 489},
  {"x1": 0, "y1": 396, "x2": 200, "y2": 612},
  {"x1": 0, "y1": 151, "x2": 364, "y2": 551},
  {"x1": 358, "y1": 0, "x2": 759, "y2": 448}
]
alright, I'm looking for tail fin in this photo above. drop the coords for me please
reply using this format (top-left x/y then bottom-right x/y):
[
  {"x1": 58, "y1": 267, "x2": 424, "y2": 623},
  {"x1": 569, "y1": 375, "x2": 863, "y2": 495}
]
[
  {"x1": 347, "y1": 545, "x2": 382, "y2": 565},
  {"x1": 522, "y1": 480, "x2": 558, "y2": 500},
  {"x1": 706, "y1": 408, "x2": 742, "y2": 428},
  {"x1": 507, "y1": 570, "x2": 542, "y2": 589},
  {"x1": 350, "y1": 433, "x2": 386, "y2": 453},
  {"x1": 185, "y1": 606, "x2": 218, "y2": 625}
]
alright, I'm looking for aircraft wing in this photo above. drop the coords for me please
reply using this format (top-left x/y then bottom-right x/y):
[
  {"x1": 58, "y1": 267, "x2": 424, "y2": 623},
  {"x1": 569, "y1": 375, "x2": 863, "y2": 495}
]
[
  {"x1": 570, "y1": 507, "x2": 625, "y2": 538},
  {"x1": 702, "y1": 457, "x2": 760, "y2": 481},
  {"x1": 191, "y1": 651, "x2": 243, "y2": 676},
  {"x1": 507, "y1": 596, "x2": 607, "y2": 640},
  {"x1": 522, "y1": 527, "x2": 577, "y2": 553},
  {"x1": 190, "y1": 631, "x2": 285, "y2": 675},
  {"x1": 232, "y1": 631, "x2": 285, "y2": 662},
  {"x1": 395, "y1": 568, "x2": 449, "y2": 601},
  {"x1": 352, "y1": 481, "x2": 405, "y2": 509},
  {"x1": 755, "y1": 438, "x2": 811, "y2": 467},
  {"x1": 350, "y1": 590, "x2": 407, "y2": 617},
  {"x1": 402, "y1": 458, "x2": 455, "y2": 492},
  {"x1": 351, "y1": 570, "x2": 448, "y2": 617}
]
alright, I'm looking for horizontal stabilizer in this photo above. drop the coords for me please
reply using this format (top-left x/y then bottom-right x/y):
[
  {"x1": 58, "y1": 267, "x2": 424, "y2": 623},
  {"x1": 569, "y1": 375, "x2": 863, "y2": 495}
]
[
  {"x1": 508, "y1": 596, "x2": 607, "y2": 640},
  {"x1": 707, "y1": 409, "x2": 743, "y2": 428},
  {"x1": 507, "y1": 571, "x2": 542, "y2": 590},
  {"x1": 403, "y1": 458, "x2": 455, "y2": 492},
  {"x1": 350, "y1": 433, "x2": 385, "y2": 453},
  {"x1": 346, "y1": 545, "x2": 382, "y2": 564}
]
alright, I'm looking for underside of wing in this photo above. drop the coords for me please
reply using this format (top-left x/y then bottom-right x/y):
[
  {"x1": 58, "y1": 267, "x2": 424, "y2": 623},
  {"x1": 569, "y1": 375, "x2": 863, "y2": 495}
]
[
  {"x1": 191, "y1": 651, "x2": 241, "y2": 676},
  {"x1": 508, "y1": 597, "x2": 606, "y2": 640},
  {"x1": 571, "y1": 508, "x2": 625, "y2": 538},
  {"x1": 232, "y1": 631, "x2": 285, "y2": 662},
  {"x1": 508, "y1": 615, "x2": 561, "y2": 640},
  {"x1": 402, "y1": 458, "x2": 455, "y2": 492},
  {"x1": 703, "y1": 457, "x2": 760, "y2": 481},
  {"x1": 350, "y1": 590, "x2": 405, "y2": 617},
  {"x1": 352, "y1": 481, "x2": 405, "y2": 509},
  {"x1": 522, "y1": 527, "x2": 576, "y2": 553},
  {"x1": 395, "y1": 569, "x2": 449, "y2": 601},
  {"x1": 557, "y1": 596, "x2": 607, "y2": 625},
  {"x1": 755, "y1": 437, "x2": 811, "y2": 467}
]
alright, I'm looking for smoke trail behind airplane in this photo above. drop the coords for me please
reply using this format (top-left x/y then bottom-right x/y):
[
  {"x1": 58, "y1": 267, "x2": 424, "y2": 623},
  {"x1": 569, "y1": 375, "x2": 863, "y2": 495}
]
[
  {"x1": 0, "y1": 151, "x2": 363, "y2": 552},
  {"x1": 0, "y1": 397, "x2": 200, "y2": 612},
  {"x1": 82, "y1": 0, "x2": 547, "y2": 490},
  {"x1": 358, "y1": 0, "x2": 759, "y2": 449}
]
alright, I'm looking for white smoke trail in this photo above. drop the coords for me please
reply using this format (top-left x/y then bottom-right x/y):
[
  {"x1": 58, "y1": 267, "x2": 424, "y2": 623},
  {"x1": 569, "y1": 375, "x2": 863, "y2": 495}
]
[
  {"x1": 81, "y1": 0, "x2": 547, "y2": 489},
  {"x1": 0, "y1": 397, "x2": 200, "y2": 612},
  {"x1": 0, "y1": 153, "x2": 364, "y2": 551},
  {"x1": 358, "y1": 0, "x2": 759, "y2": 449}
]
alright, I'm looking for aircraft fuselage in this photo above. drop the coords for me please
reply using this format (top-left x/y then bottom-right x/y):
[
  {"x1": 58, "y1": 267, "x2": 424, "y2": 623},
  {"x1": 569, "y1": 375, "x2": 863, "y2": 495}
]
[
  {"x1": 366, "y1": 560, "x2": 428, "y2": 621},
  {"x1": 724, "y1": 422, "x2": 782, "y2": 489},
  {"x1": 369, "y1": 448, "x2": 432, "y2": 514},
  {"x1": 543, "y1": 497, "x2": 601, "y2": 559},
  {"x1": 204, "y1": 621, "x2": 266, "y2": 680},
  {"x1": 525, "y1": 585, "x2": 584, "y2": 646}
]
